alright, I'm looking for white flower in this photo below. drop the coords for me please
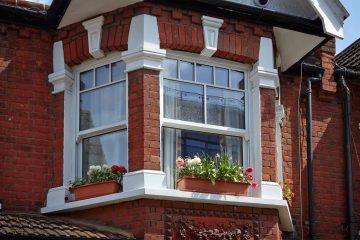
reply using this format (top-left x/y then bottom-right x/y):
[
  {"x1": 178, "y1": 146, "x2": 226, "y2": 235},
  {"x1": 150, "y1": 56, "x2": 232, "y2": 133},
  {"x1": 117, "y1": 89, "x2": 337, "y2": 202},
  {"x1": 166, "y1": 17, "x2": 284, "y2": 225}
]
[
  {"x1": 192, "y1": 156, "x2": 201, "y2": 165},
  {"x1": 186, "y1": 157, "x2": 193, "y2": 165},
  {"x1": 102, "y1": 164, "x2": 110, "y2": 170},
  {"x1": 215, "y1": 153, "x2": 220, "y2": 158}
]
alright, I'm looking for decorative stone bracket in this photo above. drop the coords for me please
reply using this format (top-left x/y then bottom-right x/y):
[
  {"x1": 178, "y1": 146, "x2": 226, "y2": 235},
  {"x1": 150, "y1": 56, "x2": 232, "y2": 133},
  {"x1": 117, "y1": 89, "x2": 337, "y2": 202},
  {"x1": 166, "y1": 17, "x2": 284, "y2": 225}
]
[
  {"x1": 82, "y1": 16, "x2": 105, "y2": 59},
  {"x1": 200, "y1": 15, "x2": 224, "y2": 57}
]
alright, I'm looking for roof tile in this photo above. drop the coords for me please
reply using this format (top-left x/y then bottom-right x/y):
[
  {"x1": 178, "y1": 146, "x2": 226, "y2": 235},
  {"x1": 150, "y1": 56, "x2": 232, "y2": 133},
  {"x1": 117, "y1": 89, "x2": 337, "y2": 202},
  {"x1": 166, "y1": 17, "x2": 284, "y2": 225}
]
[{"x1": 0, "y1": 213, "x2": 134, "y2": 239}]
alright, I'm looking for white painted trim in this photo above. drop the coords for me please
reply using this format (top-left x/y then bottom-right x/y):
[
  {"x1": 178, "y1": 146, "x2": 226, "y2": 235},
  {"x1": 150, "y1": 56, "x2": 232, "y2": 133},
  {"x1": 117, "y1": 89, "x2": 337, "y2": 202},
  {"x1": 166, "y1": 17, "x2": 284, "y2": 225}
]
[
  {"x1": 121, "y1": 14, "x2": 166, "y2": 72},
  {"x1": 201, "y1": 16, "x2": 224, "y2": 57},
  {"x1": 41, "y1": 187, "x2": 292, "y2": 232},
  {"x1": 162, "y1": 119, "x2": 249, "y2": 140},
  {"x1": 276, "y1": 103, "x2": 285, "y2": 182},
  {"x1": 82, "y1": 16, "x2": 105, "y2": 59},
  {"x1": 122, "y1": 170, "x2": 167, "y2": 191},
  {"x1": 261, "y1": 181, "x2": 283, "y2": 200},
  {"x1": 48, "y1": 41, "x2": 75, "y2": 94},
  {"x1": 307, "y1": 0, "x2": 348, "y2": 39}
]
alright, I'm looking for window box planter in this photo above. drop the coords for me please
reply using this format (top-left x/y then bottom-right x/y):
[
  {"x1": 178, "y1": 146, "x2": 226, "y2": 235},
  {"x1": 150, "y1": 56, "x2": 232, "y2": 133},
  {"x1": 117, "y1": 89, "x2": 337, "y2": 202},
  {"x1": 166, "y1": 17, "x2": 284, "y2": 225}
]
[
  {"x1": 177, "y1": 177, "x2": 250, "y2": 196},
  {"x1": 69, "y1": 181, "x2": 120, "y2": 201}
]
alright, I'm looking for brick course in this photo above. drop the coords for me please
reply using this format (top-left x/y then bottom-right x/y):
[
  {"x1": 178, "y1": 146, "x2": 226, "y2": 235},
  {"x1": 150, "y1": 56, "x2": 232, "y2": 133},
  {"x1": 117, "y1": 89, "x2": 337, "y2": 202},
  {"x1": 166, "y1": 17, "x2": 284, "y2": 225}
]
[{"x1": 0, "y1": 23, "x2": 58, "y2": 212}]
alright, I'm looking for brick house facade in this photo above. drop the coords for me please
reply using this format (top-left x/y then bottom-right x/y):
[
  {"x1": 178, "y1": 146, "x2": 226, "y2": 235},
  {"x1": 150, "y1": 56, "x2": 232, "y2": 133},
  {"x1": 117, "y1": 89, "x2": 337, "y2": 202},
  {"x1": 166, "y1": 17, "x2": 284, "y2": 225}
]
[{"x1": 0, "y1": 0, "x2": 358, "y2": 239}]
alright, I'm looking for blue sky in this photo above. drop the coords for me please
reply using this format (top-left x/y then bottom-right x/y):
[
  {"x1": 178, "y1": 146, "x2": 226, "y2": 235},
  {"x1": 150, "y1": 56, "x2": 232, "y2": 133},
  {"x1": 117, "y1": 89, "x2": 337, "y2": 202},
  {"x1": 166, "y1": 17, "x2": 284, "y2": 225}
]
[{"x1": 336, "y1": 0, "x2": 360, "y2": 54}]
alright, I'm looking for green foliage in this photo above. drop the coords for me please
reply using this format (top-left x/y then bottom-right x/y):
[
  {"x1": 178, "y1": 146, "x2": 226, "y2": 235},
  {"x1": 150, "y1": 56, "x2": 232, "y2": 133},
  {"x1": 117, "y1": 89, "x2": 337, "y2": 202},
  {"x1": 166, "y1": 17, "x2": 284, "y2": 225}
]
[{"x1": 176, "y1": 152, "x2": 253, "y2": 184}]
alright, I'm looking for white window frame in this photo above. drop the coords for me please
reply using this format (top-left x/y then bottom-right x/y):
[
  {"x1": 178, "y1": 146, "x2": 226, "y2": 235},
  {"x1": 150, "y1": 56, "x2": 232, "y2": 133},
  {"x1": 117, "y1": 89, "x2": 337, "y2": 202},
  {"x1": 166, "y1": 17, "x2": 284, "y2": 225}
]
[
  {"x1": 160, "y1": 50, "x2": 253, "y2": 184},
  {"x1": 72, "y1": 53, "x2": 129, "y2": 180}
]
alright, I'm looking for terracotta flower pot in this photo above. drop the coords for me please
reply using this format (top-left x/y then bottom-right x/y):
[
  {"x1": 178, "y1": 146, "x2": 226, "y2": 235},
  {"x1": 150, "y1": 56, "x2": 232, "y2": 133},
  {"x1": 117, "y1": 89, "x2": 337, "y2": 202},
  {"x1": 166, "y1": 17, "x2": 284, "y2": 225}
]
[
  {"x1": 69, "y1": 181, "x2": 120, "y2": 201},
  {"x1": 177, "y1": 177, "x2": 250, "y2": 196}
]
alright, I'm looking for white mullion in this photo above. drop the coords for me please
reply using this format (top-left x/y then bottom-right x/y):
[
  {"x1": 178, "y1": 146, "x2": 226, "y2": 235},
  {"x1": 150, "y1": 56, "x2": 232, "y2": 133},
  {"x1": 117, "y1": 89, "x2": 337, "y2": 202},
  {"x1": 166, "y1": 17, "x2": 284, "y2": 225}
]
[
  {"x1": 77, "y1": 121, "x2": 127, "y2": 141},
  {"x1": 204, "y1": 85, "x2": 207, "y2": 124},
  {"x1": 162, "y1": 118, "x2": 248, "y2": 138},
  {"x1": 109, "y1": 63, "x2": 112, "y2": 83},
  {"x1": 79, "y1": 78, "x2": 125, "y2": 94}
]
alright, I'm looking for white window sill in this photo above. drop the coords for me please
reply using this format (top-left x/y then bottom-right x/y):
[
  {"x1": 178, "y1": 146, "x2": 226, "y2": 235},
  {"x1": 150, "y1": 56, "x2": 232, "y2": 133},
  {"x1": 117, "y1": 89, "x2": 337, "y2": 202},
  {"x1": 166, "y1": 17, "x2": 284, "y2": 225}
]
[
  {"x1": 41, "y1": 170, "x2": 293, "y2": 232},
  {"x1": 41, "y1": 187, "x2": 292, "y2": 231}
]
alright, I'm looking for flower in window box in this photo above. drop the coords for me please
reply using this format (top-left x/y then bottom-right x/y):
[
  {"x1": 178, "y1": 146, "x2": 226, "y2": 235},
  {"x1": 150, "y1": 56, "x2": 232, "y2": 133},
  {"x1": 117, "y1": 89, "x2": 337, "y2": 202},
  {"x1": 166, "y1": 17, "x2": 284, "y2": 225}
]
[
  {"x1": 69, "y1": 164, "x2": 127, "y2": 201},
  {"x1": 176, "y1": 152, "x2": 257, "y2": 196}
]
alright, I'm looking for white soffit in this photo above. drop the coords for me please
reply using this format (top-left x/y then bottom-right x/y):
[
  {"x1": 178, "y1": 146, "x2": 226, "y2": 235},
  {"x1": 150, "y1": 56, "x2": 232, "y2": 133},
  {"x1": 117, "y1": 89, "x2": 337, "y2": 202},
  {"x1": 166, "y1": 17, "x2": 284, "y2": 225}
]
[
  {"x1": 307, "y1": 0, "x2": 349, "y2": 39},
  {"x1": 58, "y1": 0, "x2": 143, "y2": 28},
  {"x1": 273, "y1": 27, "x2": 325, "y2": 72}
]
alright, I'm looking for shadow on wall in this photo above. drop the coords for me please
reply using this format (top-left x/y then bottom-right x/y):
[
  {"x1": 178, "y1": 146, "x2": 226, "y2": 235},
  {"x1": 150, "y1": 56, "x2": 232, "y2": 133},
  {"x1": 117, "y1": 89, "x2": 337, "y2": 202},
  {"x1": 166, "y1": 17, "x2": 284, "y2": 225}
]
[{"x1": 280, "y1": 75, "x2": 347, "y2": 239}]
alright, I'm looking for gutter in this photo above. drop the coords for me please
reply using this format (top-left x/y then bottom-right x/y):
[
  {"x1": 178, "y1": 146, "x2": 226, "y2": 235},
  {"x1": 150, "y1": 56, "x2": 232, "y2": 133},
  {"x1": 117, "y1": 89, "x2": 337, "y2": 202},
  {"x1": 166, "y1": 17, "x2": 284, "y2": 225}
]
[
  {"x1": 150, "y1": 0, "x2": 327, "y2": 37},
  {"x1": 0, "y1": 0, "x2": 71, "y2": 29}
]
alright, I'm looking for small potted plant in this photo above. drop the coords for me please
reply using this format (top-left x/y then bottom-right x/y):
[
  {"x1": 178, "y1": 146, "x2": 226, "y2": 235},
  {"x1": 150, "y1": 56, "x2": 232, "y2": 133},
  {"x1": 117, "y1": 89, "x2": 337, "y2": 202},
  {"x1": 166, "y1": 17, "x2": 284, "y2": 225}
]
[
  {"x1": 69, "y1": 164, "x2": 127, "y2": 201},
  {"x1": 176, "y1": 152, "x2": 257, "y2": 196},
  {"x1": 282, "y1": 178, "x2": 295, "y2": 206}
]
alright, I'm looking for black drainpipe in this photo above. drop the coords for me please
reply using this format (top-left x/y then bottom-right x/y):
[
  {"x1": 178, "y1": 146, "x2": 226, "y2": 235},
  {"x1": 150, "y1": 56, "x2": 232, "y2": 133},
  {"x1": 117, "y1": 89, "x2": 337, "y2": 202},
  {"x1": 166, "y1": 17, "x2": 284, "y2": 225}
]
[
  {"x1": 302, "y1": 63, "x2": 324, "y2": 240},
  {"x1": 335, "y1": 65, "x2": 360, "y2": 240}
]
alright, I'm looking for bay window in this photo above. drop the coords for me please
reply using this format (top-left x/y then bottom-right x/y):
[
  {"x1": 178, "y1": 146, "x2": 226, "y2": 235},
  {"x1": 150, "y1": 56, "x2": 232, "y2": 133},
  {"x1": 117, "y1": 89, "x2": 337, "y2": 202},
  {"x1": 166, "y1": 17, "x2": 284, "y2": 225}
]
[
  {"x1": 76, "y1": 60, "x2": 128, "y2": 179},
  {"x1": 162, "y1": 55, "x2": 249, "y2": 188}
]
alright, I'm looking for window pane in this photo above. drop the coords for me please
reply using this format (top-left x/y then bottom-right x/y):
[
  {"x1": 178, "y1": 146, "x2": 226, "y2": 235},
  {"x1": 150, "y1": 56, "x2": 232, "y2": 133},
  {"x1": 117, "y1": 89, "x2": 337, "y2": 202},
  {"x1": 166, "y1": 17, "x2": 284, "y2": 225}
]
[
  {"x1": 80, "y1": 70, "x2": 93, "y2": 91},
  {"x1": 207, "y1": 87, "x2": 245, "y2": 129},
  {"x1": 163, "y1": 59, "x2": 178, "y2": 79},
  {"x1": 80, "y1": 82, "x2": 126, "y2": 130},
  {"x1": 179, "y1": 61, "x2": 194, "y2": 81},
  {"x1": 215, "y1": 67, "x2": 229, "y2": 87},
  {"x1": 196, "y1": 64, "x2": 213, "y2": 84},
  {"x1": 111, "y1": 61, "x2": 126, "y2": 81},
  {"x1": 231, "y1": 70, "x2": 245, "y2": 89},
  {"x1": 95, "y1": 65, "x2": 109, "y2": 87},
  {"x1": 163, "y1": 80, "x2": 204, "y2": 123},
  {"x1": 82, "y1": 130, "x2": 127, "y2": 178},
  {"x1": 163, "y1": 127, "x2": 243, "y2": 188}
]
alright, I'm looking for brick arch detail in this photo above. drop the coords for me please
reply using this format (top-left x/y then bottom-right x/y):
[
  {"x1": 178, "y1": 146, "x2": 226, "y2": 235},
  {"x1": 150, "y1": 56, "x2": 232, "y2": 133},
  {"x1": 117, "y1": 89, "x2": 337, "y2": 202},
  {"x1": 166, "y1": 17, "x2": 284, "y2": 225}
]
[{"x1": 57, "y1": 2, "x2": 272, "y2": 67}]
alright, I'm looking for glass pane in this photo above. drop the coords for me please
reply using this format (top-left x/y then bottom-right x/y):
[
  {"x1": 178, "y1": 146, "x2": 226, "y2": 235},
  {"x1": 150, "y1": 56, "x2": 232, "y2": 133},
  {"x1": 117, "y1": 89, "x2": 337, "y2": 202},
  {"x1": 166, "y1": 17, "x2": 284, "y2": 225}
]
[
  {"x1": 231, "y1": 70, "x2": 245, "y2": 89},
  {"x1": 82, "y1": 130, "x2": 127, "y2": 178},
  {"x1": 207, "y1": 87, "x2": 245, "y2": 129},
  {"x1": 163, "y1": 79, "x2": 204, "y2": 123},
  {"x1": 163, "y1": 127, "x2": 243, "y2": 188},
  {"x1": 80, "y1": 70, "x2": 93, "y2": 91},
  {"x1": 179, "y1": 61, "x2": 194, "y2": 81},
  {"x1": 215, "y1": 67, "x2": 229, "y2": 87},
  {"x1": 80, "y1": 82, "x2": 126, "y2": 130},
  {"x1": 163, "y1": 59, "x2": 178, "y2": 79},
  {"x1": 196, "y1": 64, "x2": 213, "y2": 84},
  {"x1": 95, "y1": 65, "x2": 109, "y2": 87},
  {"x1": 111, "y1": 61, "x2": 126, "y2": 81}
]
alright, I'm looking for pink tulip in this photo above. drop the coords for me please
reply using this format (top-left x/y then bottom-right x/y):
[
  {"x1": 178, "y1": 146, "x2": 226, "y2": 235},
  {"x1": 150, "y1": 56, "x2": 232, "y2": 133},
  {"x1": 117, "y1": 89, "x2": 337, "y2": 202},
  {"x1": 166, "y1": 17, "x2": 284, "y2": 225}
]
[
  {"x1": 247, "y1": 174, "x2": 253, "y2": 180},
  {"x1": 251, "y1": 182, "x2": 258, "y2": 188},
  {"x1": 245, "y1": 167, "x2": 253, "y2": 173}
]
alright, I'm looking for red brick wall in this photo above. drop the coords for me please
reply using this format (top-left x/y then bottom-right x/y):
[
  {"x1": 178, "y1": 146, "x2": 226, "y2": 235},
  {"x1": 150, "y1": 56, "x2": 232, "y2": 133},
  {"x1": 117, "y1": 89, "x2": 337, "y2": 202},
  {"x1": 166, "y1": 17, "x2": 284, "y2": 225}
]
[
  {"x1": 350, "y1": 83, "x2": 360, "y2": 236},
  {"x1": 61, "y1": 199, "x2": 281, "y2": 240},
  {"x1": 261, "y1": 88, "x2": 277, "y2": 182},
  {"x1": 0, "y1": 23, "x2": 57, "y2": 212},
  {"x1": 128, "y1": 69, "x2": 160, "y2": 171},
  {"x1": 280, "y1": 73, "x2": 347, "y2": 239}
]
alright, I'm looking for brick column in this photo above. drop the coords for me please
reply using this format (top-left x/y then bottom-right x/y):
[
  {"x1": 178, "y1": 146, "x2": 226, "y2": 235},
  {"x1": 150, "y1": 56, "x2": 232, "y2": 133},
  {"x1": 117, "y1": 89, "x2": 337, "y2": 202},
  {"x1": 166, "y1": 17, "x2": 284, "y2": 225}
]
[
  {"x1": 260, "y1": 88, "x2": 277, "y2": 182},
  {"x1": 128, "y1": 69, "x2": 161, "y2": 171}
]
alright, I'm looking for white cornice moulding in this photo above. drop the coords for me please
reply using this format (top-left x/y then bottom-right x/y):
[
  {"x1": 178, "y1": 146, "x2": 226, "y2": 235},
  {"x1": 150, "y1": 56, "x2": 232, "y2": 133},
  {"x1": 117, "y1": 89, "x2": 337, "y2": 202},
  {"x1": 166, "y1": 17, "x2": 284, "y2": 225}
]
[
  {"x1": 201, "y1": 16, "x2": 223, "y2": 57},
  {"x1": 48, "y1": 41, "x2": 74, "y2": 94},
  {"x1": 82, "y1": 16, "x2": 105, "y2": 59},
  {"x1": 250, "y1": 37, "x2": 279, "y2": 89},
  {"x1": 122, "y1": 14, "x2": 166, "y2": 72}
]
